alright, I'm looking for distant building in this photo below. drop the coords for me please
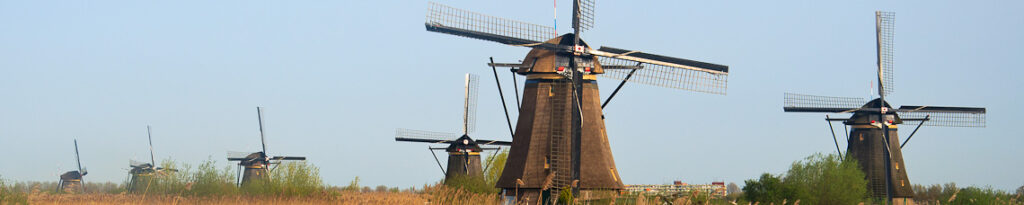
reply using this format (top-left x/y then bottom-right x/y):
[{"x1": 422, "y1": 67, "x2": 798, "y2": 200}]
[{"x1": 624, "y1": 181, "x2": 727, "y2": 198}]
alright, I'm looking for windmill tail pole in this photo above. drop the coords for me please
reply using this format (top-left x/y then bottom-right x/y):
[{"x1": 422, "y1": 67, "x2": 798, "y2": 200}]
[
  {"x1": 482, "y1": 147, "x2": 501, "y2": 175},
  {"x1": 602, "y1": 65, "x2": 639, "y2": 109},
  {"x1": 900, "y1": 115, "x2": 929, "y2": 149},
  {"x1": 511, "y1": 68, "x2": 521, "y2": 110},
  {"x1": 429, "y1": 147, "x2": 447, "y2": 176},
  {"x1": 825, "y1": 115, "x2": 843, "y2": 160},
  {"x1": 490, "y1": 57, "x2": 516, "y2": 139}
]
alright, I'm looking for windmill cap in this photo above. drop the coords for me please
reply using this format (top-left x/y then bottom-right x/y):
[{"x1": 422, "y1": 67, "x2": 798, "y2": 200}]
[{"x1": 446, "y1": 135, "x2": 483, "y2": 152}]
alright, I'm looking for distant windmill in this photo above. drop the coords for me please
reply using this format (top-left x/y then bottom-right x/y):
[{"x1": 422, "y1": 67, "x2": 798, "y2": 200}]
[
  {"x1": 783, "y1": 11, "x2": 986, "y2": 203},
  {"x1": 423, "y1": 0, "x2": 729, "y2": 202},
  {"x1": 227, "y1": 107, "x2": 307, "y2": 186},
  {"x1": 395, "y1": 74, "x2": 512, "y2": 184},
  {"x1": 57, "y1": 139, "x2": 88, "y2": 193},
  {"x1": 127, "y1": 125, "x2": 178, "y2": 192}
]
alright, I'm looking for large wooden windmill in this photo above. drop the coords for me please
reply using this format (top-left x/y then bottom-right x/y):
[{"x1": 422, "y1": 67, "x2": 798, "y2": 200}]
[
  {"x1": 227, "y1": 107, "x2": 306, "y2": 186},
  {"x1": 127, "y1": 126, "x2": 178, "y2": 192},
  {"x1": 783, "y1": 11, "x2": 986, "y2": 204},
  {"x1": 423, "y1": 1, "x2": 730, "y2": 202},
  {"x1": 396, "y1": 74, "x2": 512, "y2": 184},
  {"x1": 57, "y1": 139, "x2": 88, "y2": 193}
]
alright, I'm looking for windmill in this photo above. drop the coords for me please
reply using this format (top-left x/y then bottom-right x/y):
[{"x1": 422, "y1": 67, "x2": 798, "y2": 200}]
[
  {"x1": 424, "y1": 1, "x2": 730, "y2": 202},
  {"x1": 127, "y1": 125, "x2": 179, "y2": 192},
  {"x1": 227, "y1": 107, "x2": 307, "y2": 186},
  {"x1": 783, "y1": 11, "x2": 986, "y2": 204},
  {"x1": 395, "y1": 74, "x2": 513, "y2": 184},
  {"x1": 57, "y1": 139, "x2": 88, "y2": 193}
]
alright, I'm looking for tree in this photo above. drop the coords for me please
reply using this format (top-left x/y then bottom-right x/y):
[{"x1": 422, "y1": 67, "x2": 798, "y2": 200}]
[
  {"x1": 782, "y1": 153, "x2": 867, "y2": 204},
  {"x1": 482, "y1": 149, "x2": 509, "y2": 187},
  {"x1": 742, "y1": 173, "x2": 792, "y2": 203},
  {"x1": 1017, "y1": 185, "x2": 1023, "y2": 196},
  {"x1": 742, "y1": 153, "x2": 868, "y2": 204},
  {"x1": 726, "y1": 182, "x2": 741, "y2": 195}
]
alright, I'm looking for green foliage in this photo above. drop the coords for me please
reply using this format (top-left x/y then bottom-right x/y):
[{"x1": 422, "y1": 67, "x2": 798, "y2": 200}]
[
  {"x1": 557, "y1": 186, "x2": 574, "y2": 204},
  {"x1": 913, "y1": 183, "x2": 1021, "y2": 205},
  {"x1": 482, "y1": 149, "x2": 508, "y2": 187},
  {"x1": 240, "y1": 161, "x2": 324, "y2": 196},
  {"x1": 783, "y1": 153, "x2": 867, "y2": 204},
  {"x1": 444, "y1": 175, "x2": 498, "y2": 194},
  {"x1": 127, "y1": 158, "x2": 191, "y2": 195},
  {"x1": 0, "y1": 176, "x2": 29, "y2": 205},
  {"x1": 743, "y1": 153, "x2": 867, "y2": 204},
  {"x1": 118, "y1": 157, "x2": 324, "y2": 196},
  {"x1": 742, "y1": 173, "x2": 794, "y2": 203},
  {"x1": 341, "y1": 176, "x2": 361, "y2": 192},
  {"x1": 186, "y1": 158, "x2": 238, "y2": 196}
]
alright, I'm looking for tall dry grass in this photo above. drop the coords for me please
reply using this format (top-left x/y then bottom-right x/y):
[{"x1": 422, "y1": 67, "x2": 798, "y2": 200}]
[{"x1": 25, "y1": 191, "x2": 428, "y2": 205}]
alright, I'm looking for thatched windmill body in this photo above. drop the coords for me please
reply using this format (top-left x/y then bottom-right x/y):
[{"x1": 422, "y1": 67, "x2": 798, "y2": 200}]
[
  {"x1": 227, "y1": 107, "x2": 306, "y2": 186},
  {"x1": 396, "y1": 74, "x2": 512, "y2": 184},
  {"x1": 127, "y1": 125, "x2": 178, "y2": 192},
  {"x1": 57, "y1": 139, "x2": 88, "y2": 193},
  {"x1": 783, "y1": 12, "x2": 987, "y2": 204},
  {"x1": 423, "y1": 1, "x2": 730, "y2": 202}
]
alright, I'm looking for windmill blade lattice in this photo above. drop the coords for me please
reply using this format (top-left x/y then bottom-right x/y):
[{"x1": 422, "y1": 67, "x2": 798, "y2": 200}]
[
  {"x1": 897, "y1": 106, "x2": 986, "y2": 127},
  {"x1": 395, "y1": 128, "x2": 461, "y2": 143},
  {"x1": 464, "y1": 74, "x2": 480, "y2": 135},
  {"x1": 226, "y1": 151, "x2": 255, "y2": 160},
  {"x1": 426, "y1": 2, "x2": 557, "y2": 46},
  {"x1": 783, "y1": 93, "x2": 867, "y2": 113},
  {"x1": 599, "y1": 56, "x2": 728, "y2": 94},
  {"x1": 129, "y1": 159, "x2": 149, "y2": 168},
  {"x1": 573, "y1": 0, "x2": 595, "y2": 32},
  {"x1": 877, "y1": 11, "x2": 895, "y2": 96}
]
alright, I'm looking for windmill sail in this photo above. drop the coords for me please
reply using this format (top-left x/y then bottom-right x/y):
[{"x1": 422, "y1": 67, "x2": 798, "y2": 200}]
[
  {"x1": 573, "y1": 0, "x2": 595, "y2": 32},
  {"x1": 147, "y1": 125, "x2": 156, "y2": 168},
  {"x1": 395, "y1": 128, "x2": 461, "y2": 143},
  {"x1": 896, "y1": 106, "x2": 986, "y2": 127},
  {"x1": 783, "y1": 93, "x2": 867, "y2": 113},
  {"x1": 463, "y1": 74, "x2": 480, "y2": 135},
  {"x1": 426, "y1": 2, "x2": 556, "y2": 47},
  {"x1": 599, "y1": 55, "x2": 728, "y2": 95},
  {"x1": 226, "y1": 151, "x2": 255, "y2": 161},
  {"x1": 876, "y1": 11, "x2": 895, "y2": 96},
  {"x1": 129, "y1": 159, "x2": 150, "y2": 168},
  {"x1": 257, "y1": 107, "x2": 268, "y2": 156}
]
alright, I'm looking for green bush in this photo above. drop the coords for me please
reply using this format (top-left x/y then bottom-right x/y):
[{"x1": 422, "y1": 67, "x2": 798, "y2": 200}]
[
  {"x1": 783, "y1": 153, "x2": 867, "y2": 204},
  {"x1": 743, "y1": 153, "x2": 867, "y2": 204},
  {"x1": 341, "y1": 176, "x2": 361, "y2": 192},
  {"x1": 0, "y1": 176, "x2": 28, "y2": 205},
  {"x1": 483, "y1": 149, "x2": 508, "y2": 187},
  {"x1": 742, "y1": 173, "x2": 795, "y2": 203},
  {"x1": 186, "y1": 158, "x2": 238, "y2": 196},
  {"x1": 120, "y1": 157, "x2": 324, "y2": 196},
  {"x1": 241, "y1": 161, "x2": 324, "y2": 196},
  {"x1": 444, "y1": 175, "x2": 498, "y2": 194}
]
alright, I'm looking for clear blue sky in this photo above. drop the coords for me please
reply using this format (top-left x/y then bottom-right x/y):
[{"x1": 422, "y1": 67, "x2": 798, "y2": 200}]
[{"x1": 1, "y1": 0, "x2": 1022, "y2": 191}]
